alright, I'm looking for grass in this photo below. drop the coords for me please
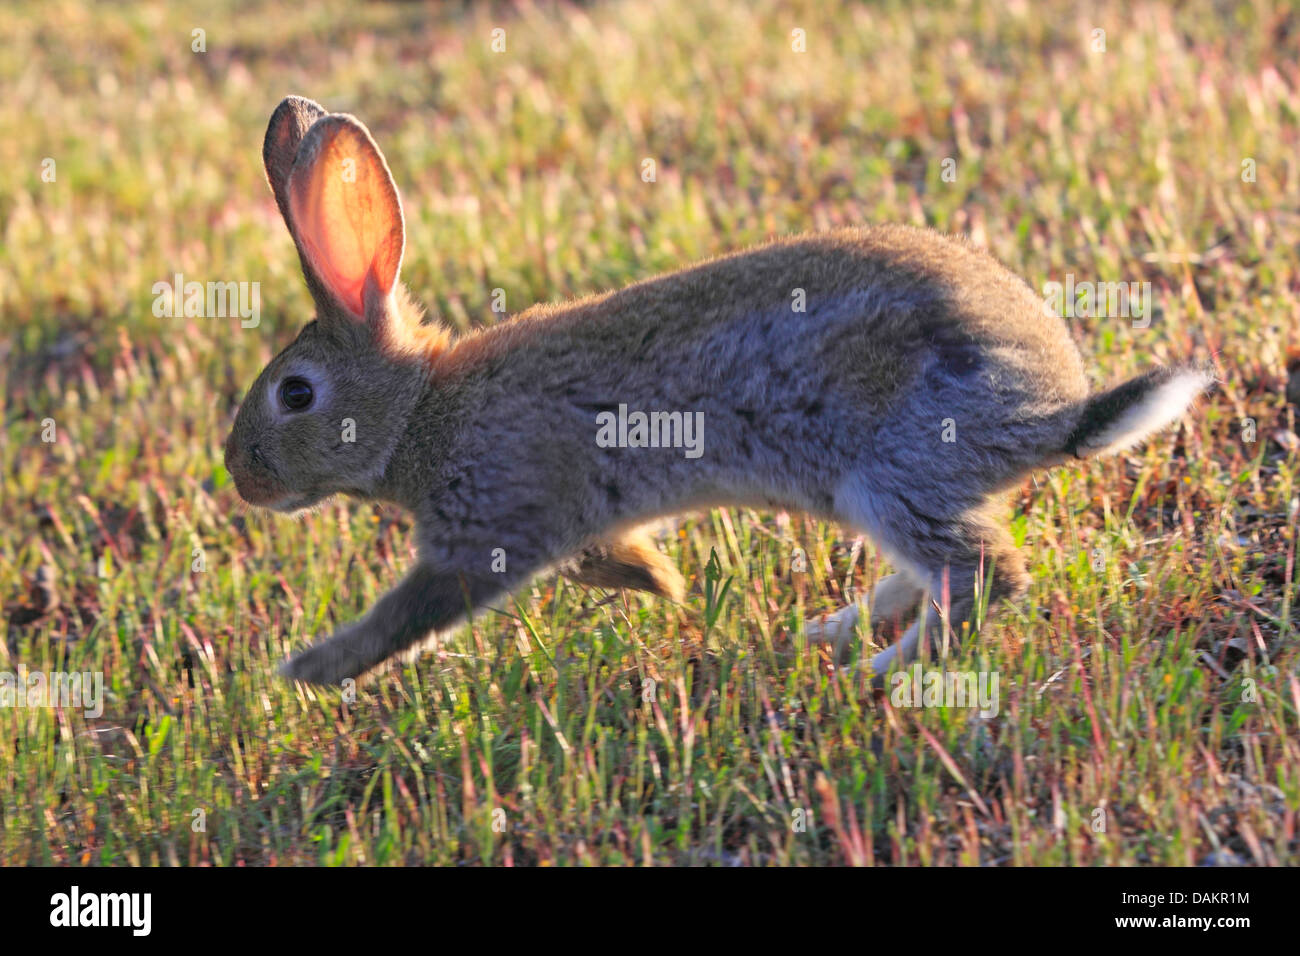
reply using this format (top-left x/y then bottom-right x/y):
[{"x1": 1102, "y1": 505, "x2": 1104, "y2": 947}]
[{"x1": 2, "y1": 0, "x2": 1299, "y2": 865}]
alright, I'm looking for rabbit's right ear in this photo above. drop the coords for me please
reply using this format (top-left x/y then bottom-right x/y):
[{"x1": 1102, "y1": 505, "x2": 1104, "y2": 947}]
[
  {"x1": 286, "y1": 114, "x2": 406, "y2": 333},
  {"x1": 262, "y1": 97, "x2": 406, "y2": 338}
]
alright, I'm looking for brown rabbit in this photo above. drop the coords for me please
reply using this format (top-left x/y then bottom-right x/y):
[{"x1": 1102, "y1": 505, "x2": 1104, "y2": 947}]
[{"x1": 224, "y1": 96, "x2": 1213, "y2": 687}]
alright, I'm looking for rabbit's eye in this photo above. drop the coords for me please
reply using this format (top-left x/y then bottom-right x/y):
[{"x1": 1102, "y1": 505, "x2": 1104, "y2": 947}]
[{"x1": 279, "y1": 377, "x2": 314, "y2": 412}]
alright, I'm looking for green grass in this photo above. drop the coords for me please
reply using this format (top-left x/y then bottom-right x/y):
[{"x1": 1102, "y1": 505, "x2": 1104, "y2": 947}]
[{"x1": 2, "y1": 0, "x2": 1299, "y2": 865}]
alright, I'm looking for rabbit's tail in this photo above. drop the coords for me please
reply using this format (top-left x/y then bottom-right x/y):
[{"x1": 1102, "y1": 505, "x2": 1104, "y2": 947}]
[{"x1": 1061, "y1": 364, "x2": 1215, "y2": 460}]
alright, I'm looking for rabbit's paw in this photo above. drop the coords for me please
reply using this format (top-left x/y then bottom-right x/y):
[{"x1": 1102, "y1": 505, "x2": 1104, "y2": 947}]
[
  {"x1": 280, "y1": 625, "x2": 368, "y2": 687},
  {"x1": 803, "y1": 601, "x2": 862, "y2": 654}
]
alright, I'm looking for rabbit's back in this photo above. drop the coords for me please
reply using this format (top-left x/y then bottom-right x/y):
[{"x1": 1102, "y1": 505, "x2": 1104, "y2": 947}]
[{"x1": 480, "y1": 225, "x2": 1088, "y2": 410}]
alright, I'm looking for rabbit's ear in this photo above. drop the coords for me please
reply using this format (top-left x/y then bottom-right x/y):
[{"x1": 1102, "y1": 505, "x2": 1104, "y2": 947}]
[
  {"x1": 263, "y1": 95, "x2": 328, "y2": 226},
  {"x1": 285, "y1": 114, "x2": 405, "y2": 327}
]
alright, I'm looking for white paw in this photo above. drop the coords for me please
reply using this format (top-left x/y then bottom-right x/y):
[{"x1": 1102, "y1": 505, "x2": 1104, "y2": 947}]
[
  {"x1": 869, "y1": 573, "x2": 925, "y2": 632},
  {"x1": 804, "y1": 602, "x2": 862, "y2": 648}
]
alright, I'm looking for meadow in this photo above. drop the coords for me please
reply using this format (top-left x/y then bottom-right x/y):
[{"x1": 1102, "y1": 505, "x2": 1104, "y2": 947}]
[{"x1": 2, "y1": 0, "x2": 1298, "y2": 865}]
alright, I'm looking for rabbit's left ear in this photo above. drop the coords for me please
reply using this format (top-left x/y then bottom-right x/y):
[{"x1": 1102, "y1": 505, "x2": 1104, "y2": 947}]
[
  {"x1": 285, "y1": 113, "x2": 406, "y2": 330},
  {"x1": 263, "y1": 95, "x2": 327, "y2": 225}
]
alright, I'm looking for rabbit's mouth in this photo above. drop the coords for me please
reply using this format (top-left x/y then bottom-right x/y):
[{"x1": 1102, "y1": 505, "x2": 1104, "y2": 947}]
[{"x1": 267, "y1": 492, "x2": 328, "y2": 514}]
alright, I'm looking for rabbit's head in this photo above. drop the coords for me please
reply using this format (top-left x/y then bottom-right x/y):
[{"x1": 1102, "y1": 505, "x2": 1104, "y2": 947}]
[{"x1": 224, "y1": 97, "x2": 445, "y2": 512}]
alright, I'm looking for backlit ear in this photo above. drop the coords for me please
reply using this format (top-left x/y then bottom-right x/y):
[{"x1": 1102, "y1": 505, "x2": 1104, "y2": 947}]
[{"x1": 286, "y1": 114, "x2": 405, "y2": 324}]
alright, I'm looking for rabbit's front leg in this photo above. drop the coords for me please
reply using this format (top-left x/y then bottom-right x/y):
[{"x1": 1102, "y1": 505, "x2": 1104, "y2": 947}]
[{"x1": 281, "y1": 563, "x2": 501, "y2": 686}]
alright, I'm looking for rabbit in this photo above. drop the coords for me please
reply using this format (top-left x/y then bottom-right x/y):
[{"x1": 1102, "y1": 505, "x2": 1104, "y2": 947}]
[{"x1": 224, "y1": 95, "x2": 1214, "y2": 688}]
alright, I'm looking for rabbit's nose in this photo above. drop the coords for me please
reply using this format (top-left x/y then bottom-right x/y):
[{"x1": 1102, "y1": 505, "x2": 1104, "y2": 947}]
[
  {"x1": 223, "y1": 434, "x2": 245, "y2": 473},
  {"x1": 223, "y1": 441, "x2": 266, "y2": 504},
  {"x1": 222, "y1": 436, "x2": 259, "y2": 479}
]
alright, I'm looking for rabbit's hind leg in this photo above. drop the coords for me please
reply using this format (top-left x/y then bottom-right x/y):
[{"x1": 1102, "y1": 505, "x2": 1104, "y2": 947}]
[
  {"x1": 830, "y1": 467, "x2": 1029, "y2": 683},
  {"x1": 801, "y1": 567, "x2": 925, "y2": 656},
  {"x1": 869, "y1": 571, "x2": 927, "y2": 640},
  {"x1": 801, "y1": 566, "x2": 927, "y2": 659},
  {"x1": 861, "y1": 504, "x2": 1029, "y2": 685}
]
